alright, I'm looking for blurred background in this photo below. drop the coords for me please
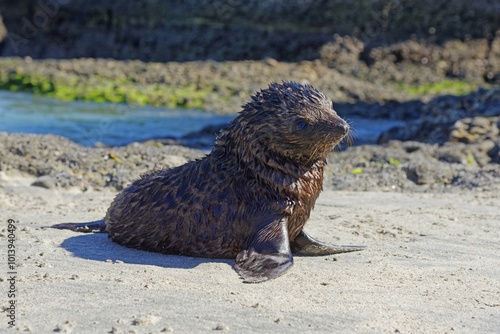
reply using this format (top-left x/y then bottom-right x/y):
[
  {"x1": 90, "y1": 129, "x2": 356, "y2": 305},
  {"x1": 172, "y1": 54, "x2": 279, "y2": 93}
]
[{"x1": 0, "y1": 0, "x2": 499, "y2": 191}]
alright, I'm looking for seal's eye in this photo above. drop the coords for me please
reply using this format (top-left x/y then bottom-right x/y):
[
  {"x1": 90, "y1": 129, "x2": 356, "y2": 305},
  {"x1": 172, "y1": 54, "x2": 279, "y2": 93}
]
[{"x1": 295, "y1": 120, "x2": 309, "y2": 130}]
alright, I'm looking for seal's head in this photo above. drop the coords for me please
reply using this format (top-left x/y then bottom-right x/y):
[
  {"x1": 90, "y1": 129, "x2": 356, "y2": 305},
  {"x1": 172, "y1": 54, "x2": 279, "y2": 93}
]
[{"x1": 217, "y1": 81, "x2": 349, "y2": 165}]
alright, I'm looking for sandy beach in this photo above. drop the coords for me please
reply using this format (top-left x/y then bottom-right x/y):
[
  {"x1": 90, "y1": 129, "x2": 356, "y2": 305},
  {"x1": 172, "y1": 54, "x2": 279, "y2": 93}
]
[{"x1": 1, "y1": 172, "x2": 499, "y2": 333}]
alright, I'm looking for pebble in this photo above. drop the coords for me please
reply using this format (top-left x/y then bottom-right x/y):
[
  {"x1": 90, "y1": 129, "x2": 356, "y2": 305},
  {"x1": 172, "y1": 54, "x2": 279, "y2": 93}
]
[{"x1": 31, "y1": 175, "x2": 56, "y2": 189}]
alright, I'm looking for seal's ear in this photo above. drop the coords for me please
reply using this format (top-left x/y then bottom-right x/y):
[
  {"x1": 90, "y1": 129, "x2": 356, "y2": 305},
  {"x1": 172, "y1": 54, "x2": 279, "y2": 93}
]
[{"x1": 234, "y1": 217, "x2": 293, "y2": 283}]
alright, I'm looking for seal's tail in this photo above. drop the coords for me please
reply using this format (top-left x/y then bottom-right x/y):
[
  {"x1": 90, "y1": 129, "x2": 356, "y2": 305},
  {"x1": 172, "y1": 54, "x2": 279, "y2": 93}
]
[{"x1": 50, "y1": 220, "x2": 107, "y2": 233}]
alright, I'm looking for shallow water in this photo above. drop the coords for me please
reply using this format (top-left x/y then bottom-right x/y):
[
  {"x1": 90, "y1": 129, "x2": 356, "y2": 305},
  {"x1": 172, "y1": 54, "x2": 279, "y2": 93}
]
[
  {"x1": 0, "y1": 91, "x2": 234, "y2": 147},
  {"x1": 0, "y1": 91, "x2": 402, "y2": 147}
]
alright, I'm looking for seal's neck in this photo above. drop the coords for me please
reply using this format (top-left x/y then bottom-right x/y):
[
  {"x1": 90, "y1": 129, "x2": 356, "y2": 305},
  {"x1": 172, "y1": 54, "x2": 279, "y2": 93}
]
[
  {"x1": 213, "y1": 119, "x2": 326, "y2": 192},
  {"x1": 237, "y1": 146, "x2": 325, "y2": 194}
]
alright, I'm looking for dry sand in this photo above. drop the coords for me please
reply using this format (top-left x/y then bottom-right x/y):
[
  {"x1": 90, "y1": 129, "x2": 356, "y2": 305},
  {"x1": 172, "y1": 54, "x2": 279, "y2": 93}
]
[{"x1": 1, "y1": 172, "x2": 499, "y2": 333}]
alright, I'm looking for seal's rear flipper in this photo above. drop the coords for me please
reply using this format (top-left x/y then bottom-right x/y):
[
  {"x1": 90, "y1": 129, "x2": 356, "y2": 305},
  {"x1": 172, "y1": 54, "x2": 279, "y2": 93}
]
[
  {"x1": 234, "y1": 217, "x2": 293, "y2": 283},
  {"x1": 50, "y1": 220, "x2": 106, "y2": 233},
  {"x1": 291, "y1": 230, "x2": 365, "y2": 256},
  {"x1": 234, "y1": 252, "x2": 293, "y2": 283}
]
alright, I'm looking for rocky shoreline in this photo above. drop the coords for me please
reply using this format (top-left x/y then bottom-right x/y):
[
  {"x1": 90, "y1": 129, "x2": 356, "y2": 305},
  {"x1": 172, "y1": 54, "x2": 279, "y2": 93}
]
[
  {"x1": 0, "y1": 30, "x2": 498, "y2": 194},
  {"x1": 1, "y1": 78, "x2": 499, "y2": 194},
  {"x1": 1, "y1": 61, "x2": 499, "y2": 194},
  {"x1": 2, "y1": 108, "x2": 500, "y2": 194}
]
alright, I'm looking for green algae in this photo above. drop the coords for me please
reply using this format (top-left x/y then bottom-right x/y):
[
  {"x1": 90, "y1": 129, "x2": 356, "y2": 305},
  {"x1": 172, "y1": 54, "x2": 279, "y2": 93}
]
[
  {"x1": 351, "y1": 167, "x2": 364, "y2": 175},
  {"x1": 396, "y1": 80, "x2": 482, "y2": 97},
  {"x1": 0, "y1": 66, "x2": 213, "y2": 110}
]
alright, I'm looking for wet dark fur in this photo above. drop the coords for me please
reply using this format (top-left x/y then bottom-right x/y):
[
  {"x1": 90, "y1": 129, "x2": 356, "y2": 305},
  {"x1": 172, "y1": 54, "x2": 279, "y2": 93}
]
[
  {"x1": 104, "y1": 81, "x2": 349, "y2": 259},
  {"x1": 52, "y1": 82, "x2": 361, "y2": 282}
]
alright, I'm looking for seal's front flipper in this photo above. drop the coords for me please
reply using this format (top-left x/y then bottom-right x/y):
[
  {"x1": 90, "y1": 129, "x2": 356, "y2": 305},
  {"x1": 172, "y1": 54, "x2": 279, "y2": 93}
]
[
  {"x1": 291, "y1": 230, "x2": 365, "y2": 256},
  {"x1": 50, "y1": 220, "x2": 106, "y2": 233},
  {"x1": 234, "y1": 217, "x2": 293, "y2": 283}
]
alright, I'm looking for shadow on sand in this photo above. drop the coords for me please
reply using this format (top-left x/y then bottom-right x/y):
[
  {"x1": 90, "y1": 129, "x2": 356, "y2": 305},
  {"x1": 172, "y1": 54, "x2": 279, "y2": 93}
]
[{"x1": 59, "y1": 233, "x2": 233, "y2": 269}]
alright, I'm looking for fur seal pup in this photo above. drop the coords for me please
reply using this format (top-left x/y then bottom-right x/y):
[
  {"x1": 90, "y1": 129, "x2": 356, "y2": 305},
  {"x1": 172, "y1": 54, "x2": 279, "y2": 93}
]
[{"x1": 53, "y1": 81, "x2": 364, "y2": 283}]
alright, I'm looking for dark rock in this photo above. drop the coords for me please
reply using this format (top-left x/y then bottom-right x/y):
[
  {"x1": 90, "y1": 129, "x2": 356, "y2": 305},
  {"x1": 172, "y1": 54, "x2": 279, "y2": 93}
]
[
  {"x1": 378, "y1": 89, "x2": 500, "y2": 145},
  {"x1": 436, "y1": 149, "x2": 469, "y2": 165},
  {"x1": 405, "y1": 163, "x2": 432, "y2": 185},
  {"x1": 1, "y1": 1, "x2": 499, "y2": 62},
  {"x1": 31, "y1": 175, "x2": 56, "y2": 189},
  {"x1": 180, "y1": 123, "x2": 228, "y2": 149},
  {"x1": 338, "y1": 100, "x2": 424, "y2": 120},
  {"x1": 488, "y1": 144, "x2": 500, "y2": 164}
]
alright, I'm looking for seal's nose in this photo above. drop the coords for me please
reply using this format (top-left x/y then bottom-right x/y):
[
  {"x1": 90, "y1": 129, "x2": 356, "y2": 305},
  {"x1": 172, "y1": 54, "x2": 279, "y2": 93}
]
[
  {"x1": 326, "y1": 113, "x2": 349, "y2": 137},
  {"x1": 340, "y1": 122, "x2": 350, "y2": 135},
  {"x1": 335, "y1": 121, "x2": 349, "y2": 136}
]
